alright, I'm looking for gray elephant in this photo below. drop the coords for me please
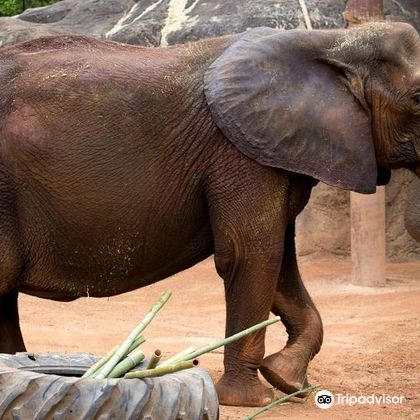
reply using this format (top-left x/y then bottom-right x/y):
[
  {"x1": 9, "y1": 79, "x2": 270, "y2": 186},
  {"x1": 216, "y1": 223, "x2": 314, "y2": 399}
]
[{"x1": 0, "y1": 22, "x2": 419, "y2": 407}]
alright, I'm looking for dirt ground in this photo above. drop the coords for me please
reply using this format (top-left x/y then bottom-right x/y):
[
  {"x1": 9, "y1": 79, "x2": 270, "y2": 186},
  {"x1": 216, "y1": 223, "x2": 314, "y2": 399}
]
[{"x1": 19, "y1": 257, "x2": 419, "y2": 419}]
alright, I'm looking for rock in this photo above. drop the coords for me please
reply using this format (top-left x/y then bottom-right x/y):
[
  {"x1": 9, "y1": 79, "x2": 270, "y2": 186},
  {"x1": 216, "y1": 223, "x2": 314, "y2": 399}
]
[
  {"x1": 384, "y1": 0, "x2": 419, "y2": 29},
  {"x1": 296, "y1": 170, "x2": 420, "y2": 260},
  {"x1": 1, "y1": 0, "x2": 418, "y2": 46},
  {"x1": 18, "y1": 1, "x2": 73, "y2": 24},
  {"x1": 0, "y1": 0, "x2": 134, "y2": 47},
  {"x1": 106, "y1": 1, "x2": 169, "y2": 47},
  {"x1": 0, "y1": 17, "x2": 64, "y2": 47},
  {"x1": 296, "y1": 185, "x2": 350, "y2": 257},
  {"x1": 385, "y1": 170, "x2": 420, "y2": 259},
  {"x1": 0, "y1": 0, "x2": 419, "y2": 259}
]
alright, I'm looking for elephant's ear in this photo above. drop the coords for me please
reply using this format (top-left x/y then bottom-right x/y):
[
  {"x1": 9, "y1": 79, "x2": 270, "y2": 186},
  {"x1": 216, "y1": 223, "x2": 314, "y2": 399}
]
[{"x1": 204, "y1": 28, "x2": 377, "y2": 194}]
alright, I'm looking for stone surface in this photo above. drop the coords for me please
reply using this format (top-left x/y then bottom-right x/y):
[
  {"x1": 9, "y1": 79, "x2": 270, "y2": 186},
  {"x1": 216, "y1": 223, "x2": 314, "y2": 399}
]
[
  {"x1": 0, "y1": 0, "x2": 419, "y2": 259},
  {"x1": 385, "y1": 170, "x2": 420, "y2": 259},
  {"x1": 297, "y1": 185, "x2": 351, "y2": 257},
  {"x1": 404, "y1": 176, "x2": 420, "y2": 243},
  {"x1": 2, "y1": 0, "x2": 418, "y2": 48}
]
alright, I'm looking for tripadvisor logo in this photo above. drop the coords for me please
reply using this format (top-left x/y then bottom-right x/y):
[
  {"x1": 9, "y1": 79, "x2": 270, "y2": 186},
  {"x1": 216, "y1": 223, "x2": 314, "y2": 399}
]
[
  {"x1": 314, "y1": 389, "x2": 405, "y2": 409},
  {"x1": 315, "y1": 390, "x2": 334, "y2": 409}
]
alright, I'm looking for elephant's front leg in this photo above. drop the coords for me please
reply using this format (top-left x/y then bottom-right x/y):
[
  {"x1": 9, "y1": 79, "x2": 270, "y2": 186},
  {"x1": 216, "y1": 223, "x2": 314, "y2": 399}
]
[
  {"x1": 207, "y1": 170, "x2": 288, "y2": 407},
  {"x1": 260, "y1": 221, "x2": 323, "y2": 394},
  {"x1": 215, "y1": 246, "x2": 284, "y2": 406}
]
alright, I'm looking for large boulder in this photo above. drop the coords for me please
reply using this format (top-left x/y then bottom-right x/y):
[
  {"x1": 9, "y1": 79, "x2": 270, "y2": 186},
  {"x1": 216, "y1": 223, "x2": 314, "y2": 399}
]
[
  {"x1": 0, "y1": 0, "x2": 419, "y2": 259},
  {"x1": 0, "y1": 0, "x2": 134, "y2": 47},
  {"x1": 2, "y1": 0, "x2": 419, "y2": 47}
]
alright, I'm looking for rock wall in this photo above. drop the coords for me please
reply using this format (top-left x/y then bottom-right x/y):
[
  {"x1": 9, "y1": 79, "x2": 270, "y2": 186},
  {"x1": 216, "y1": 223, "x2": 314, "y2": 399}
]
[
  {"x1": 0, "y1": 0, "x2": 419, "y2": 260},
  {"x1": 2, "y1": 0, "x2": 418, "y2": 48},
  {"x1": 296, "y1": 170, "x2": 420, "y2": 260}
]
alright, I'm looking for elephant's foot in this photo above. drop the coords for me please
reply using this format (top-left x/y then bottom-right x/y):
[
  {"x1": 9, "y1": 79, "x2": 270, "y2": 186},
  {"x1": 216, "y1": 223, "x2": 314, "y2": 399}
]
[
  {"x1": 259, "y1": 348, "x2": 310, "y2": 396},
  {"x1": 215, "y1": 373, "x2": 274, "y2": 407}
]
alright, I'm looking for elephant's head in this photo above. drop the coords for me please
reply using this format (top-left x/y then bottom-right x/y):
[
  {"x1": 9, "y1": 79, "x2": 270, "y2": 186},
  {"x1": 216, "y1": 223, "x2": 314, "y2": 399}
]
[{"x1": 204, "y1": 22, "x2": 420, "y2": 193}]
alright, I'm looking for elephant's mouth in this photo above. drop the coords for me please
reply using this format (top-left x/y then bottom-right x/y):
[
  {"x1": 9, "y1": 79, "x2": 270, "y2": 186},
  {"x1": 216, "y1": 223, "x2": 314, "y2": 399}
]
[{"x1": 415, "y1": 165, "x2": 420, "y2": 178}]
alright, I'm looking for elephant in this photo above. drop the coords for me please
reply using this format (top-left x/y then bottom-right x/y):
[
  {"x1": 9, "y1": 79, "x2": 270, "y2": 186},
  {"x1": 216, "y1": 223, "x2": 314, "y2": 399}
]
[{"x1": 0, "y1": 21, "x2": 419, "y2": 407}]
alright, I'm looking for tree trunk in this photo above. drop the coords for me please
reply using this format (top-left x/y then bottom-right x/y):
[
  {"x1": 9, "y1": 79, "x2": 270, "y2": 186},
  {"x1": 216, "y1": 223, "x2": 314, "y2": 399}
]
[
  {"x1": 344, "y1": 0, "x2": 384, "y2": 24},
  {"x1": 351, "y1": 188, "x2": 386, "y2": 286},
  {"x1": 345, "y1": 0, "x2": 386, "y2": 287}
]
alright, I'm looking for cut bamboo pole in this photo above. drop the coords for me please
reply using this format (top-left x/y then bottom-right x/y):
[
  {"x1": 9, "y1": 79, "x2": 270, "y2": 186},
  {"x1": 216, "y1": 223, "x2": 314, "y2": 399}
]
[
  {"x1": 181, "y1": 317, "x2": 280, "y2": 361},
  {"x1": 91, "y1": 336, "x2": 146, "y2": 378},
  {"x1": 160, "y1": 347, "x2": 195, "y2": 367},
  {"x1": 127, "y1": 336, "x2": 146, "y2": 353},
  {"x1": 125, "y1": 360, "x2": 198, "y2": 379},
  {"x1": 146, "y1": 349, "x2": 162, "y2": 370},
  {"x1": 95, "y1": 290, "x2": 172, "y2": 379},
  {"x1": 82, "y1": 345, "x2": 118, "y2": 378},
  {"x1": 107, "y1": 349, "x2": 145, "y2": 378},
  {"x1": 82, "y1": 346, "x2": 118, "y2": 378},
  {"x1": 83, "y1": 336, "x2": 146, "y2": 379}
]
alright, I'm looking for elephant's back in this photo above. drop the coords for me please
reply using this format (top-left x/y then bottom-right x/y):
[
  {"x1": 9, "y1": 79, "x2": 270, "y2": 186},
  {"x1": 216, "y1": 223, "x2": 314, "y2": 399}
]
[
  {"x1": 0, "y1": 33, "x2": 233, "y2": 157},
  {"x1": 0, "y1": 33, "x2": 235, "y2": 92}
]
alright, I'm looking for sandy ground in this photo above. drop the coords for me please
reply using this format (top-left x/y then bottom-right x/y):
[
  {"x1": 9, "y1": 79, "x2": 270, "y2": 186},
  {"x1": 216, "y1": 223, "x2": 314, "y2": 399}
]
[{"x1": 19, "y1": 257, "x2": 419, "y2": 419}]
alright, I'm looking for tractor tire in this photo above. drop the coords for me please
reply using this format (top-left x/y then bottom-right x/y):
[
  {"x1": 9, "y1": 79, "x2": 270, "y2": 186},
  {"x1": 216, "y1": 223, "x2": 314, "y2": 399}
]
[{"x1": 0, "y1": 352, "x2": 219, "y2": 419}]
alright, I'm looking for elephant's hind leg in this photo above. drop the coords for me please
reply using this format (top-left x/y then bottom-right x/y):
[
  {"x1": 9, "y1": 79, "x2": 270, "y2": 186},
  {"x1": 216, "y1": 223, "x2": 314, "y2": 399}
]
[
  {"x1": 0, "y1": 172, "x2": 26, "y2": 353},
  {"x1": 0, "y1": 240, "x2": 25, "y2": 353},
  {"x1": 260, "y1": 221, "x2": 323, "y2": 394},
  {"x1": 0, "y1": 290, "x2": 25, "y2": 353}
]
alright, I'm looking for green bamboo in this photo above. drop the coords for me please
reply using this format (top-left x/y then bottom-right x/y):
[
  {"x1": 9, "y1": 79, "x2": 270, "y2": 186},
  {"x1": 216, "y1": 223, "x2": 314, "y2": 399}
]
[
  {"x1": 146, "y1": 349, "x2": 162, "y2": 370},
  {"x1": 160, "y1": 346, "x2": 195, "y2": 367},
  {"x1": 95, "y1": 290, "x2": 172, "y2": 379},
  {"x1": 243, "y1": 385, "x2": 320, "y2": 420},
  {"x1": 124, "y1": 360, "x2": 198, "y2": 379},
  {"x1": 107, "y1": 349, "x2": 145, "y2": 378},
  {"x1": 82, "y1": 345, "x2": 118, "y2": 378},
  {"x1": 126, "y1": 335, "x2": 146, "y2": 354},
  {"x1": 84, "y1": 336, "x2": 146, "y2": 379},
  {"x1": 181, "y1": 317, "x2": 281, "y2": 361}
]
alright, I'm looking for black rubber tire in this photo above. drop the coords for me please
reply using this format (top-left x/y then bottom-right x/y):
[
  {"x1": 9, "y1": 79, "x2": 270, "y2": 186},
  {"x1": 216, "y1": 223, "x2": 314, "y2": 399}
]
[{"x1": 0, "y1": 352, "x2": 219, "y2": 420}]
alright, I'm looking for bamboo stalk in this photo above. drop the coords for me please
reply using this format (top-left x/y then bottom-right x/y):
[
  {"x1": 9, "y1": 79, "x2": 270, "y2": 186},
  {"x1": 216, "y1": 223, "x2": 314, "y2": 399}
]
[
  {"x1": 160, "y1": 346, "x2": 195, "y2": 367},
  {"x1": 107, "y1": 349, "x2": 145, "y2": 378},
  {"x1": 146, "y1": 349, "x2": 162, "y2": 370},
  {"x1": 95, "y1": 290, "x2": 172, "y2": 379},
  {"x1": 83, "y1": 336, "x2": 146, "y2": 379},
  {"x1": 125, "y1": 359, "x2": 198, "y2": 379},
  {"x1": 243, "y1": 385, "x2": 319, "y2": 419},
  {"x1": 82, "y1": 345, "x2": 118, "y2": 378},
  {"x1": 181, "y1": 317, "x2": 281, "y2": 361},
  {"x1": 126, "y1": 336, "x2": 146, "y2": 354}
]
